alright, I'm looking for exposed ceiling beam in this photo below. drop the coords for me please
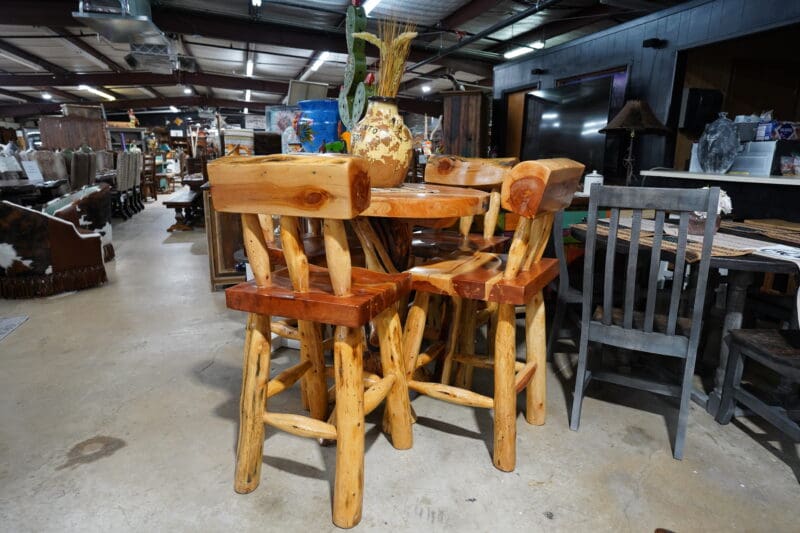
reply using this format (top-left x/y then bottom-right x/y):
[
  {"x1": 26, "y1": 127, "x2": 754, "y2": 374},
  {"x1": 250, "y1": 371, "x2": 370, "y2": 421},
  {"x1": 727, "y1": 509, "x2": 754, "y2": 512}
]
[
  {"x1": 179, "y1": 35, "x2": 213, "y2": 98},
  {"x1": 0, "y1": 71, "x2": 295, "y2": 94},
  {"x1": 0, "y1": 95, "x2": 272, "y2": 117},
  {"x1": 36, "y1": 86, "x2": 82, "y2": 101},
  {"x1": 437, "y1": 0, "x2": 505, "y2": 33},
  {"x1": 488, "y1": 4, "x2": 629, "y2": 53},
  {"x1": 0, "y1": 88, "x2": 37, "y2": 102},
  {"x1": 0, "y1": 38, "x2": 69, "y2": 75},
  {"x1": 144, "y1": 86, "x2": 164, "y2": 98},
  {"x1": 48, "y1": 27, "x2": 123, "y2": 72},
  {"x1": 408, "y1": 0, "x2": 562, "y2": 73}
]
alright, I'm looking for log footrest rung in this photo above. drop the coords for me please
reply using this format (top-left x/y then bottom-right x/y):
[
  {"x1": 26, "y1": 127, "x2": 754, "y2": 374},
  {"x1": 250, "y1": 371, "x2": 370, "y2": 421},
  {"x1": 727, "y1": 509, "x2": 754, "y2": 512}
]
[
  {"x1": 263, "y1": 412, "x2": 337, "y2": 440},
  {"x1": 451, "y1": 354, "x2": 526, "y2": 372},
  {"x1": 415, "y1": 341, "x2": 446, "y2": 369},
  {"x1": 408, "y1": 380, "x2": 494, "y2": 409},
  {"x1": 364, "y1": 375, "x2": 397, "y2": 416},
  {"x1": 514, "y1": 362, "x2": 537, "y2": 393},
  {"x1": 266, "y1": 360, "x2": 312, "y2": 398}
]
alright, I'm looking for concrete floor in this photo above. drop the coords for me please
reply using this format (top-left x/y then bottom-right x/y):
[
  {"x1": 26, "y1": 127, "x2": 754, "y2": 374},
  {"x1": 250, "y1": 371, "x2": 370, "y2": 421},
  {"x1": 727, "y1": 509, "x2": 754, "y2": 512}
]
[{"x1": 1, "y1": 198, "x2": 799, "y2": 532}]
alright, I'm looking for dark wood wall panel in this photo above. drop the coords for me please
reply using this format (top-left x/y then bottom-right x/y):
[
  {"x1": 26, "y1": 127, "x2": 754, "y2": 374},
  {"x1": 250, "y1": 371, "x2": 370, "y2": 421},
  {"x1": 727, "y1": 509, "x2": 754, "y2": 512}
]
[{"x1": 494, "y1": 0, "x2": 800, "y2": 170}]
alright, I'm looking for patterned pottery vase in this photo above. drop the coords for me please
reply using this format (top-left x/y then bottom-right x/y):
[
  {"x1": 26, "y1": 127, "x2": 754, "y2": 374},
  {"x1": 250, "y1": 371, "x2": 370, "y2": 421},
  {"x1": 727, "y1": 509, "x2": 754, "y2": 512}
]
[{"x1": 351, "y1": 96, "x2": 412, "y2": 188}]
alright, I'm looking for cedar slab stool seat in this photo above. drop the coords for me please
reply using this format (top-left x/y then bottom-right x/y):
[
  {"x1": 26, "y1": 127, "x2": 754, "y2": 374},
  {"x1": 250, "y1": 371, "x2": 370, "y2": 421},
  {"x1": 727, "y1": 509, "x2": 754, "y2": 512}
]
[
  {"x1": 717, "y1": 329, "x2": 800, "y2": 442},
  {"x1": 406, "y1": 158, "x2": 584, "y2": 472},
  {"x1": 208, "y1": 154, "x2": 413, "y2": 529}
]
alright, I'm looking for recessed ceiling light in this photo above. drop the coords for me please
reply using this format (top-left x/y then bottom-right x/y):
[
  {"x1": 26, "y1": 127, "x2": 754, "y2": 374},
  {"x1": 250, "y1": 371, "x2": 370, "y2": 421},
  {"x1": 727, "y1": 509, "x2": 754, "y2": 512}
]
[
  {"x1": 421, "y1": 85, "x2": 431, "y2": 93},
  {"x1": 183, "y1": 87, "x2": 192, "y2": 95},
  {"x1": 243, "y1": 107, "x2": 249, "y2": 115},
  {"x1": 78, "y1": 84, "x2": 116, "y2": 101},
  {"x1": 245, "y1": 89, "x2": 251, "y2": 102},
  {"x1": 41, "y1": 92, "x2": 52, "y2": 100},
  {"x1": 310, "y1": 51, "x2": 330, "y2": 72},
  {"x1": 169, "y1": 105, "x2": 179, "y2": 113},
  {"x1": 532, "y1": 40, "x2": 545, "y2": 49}
]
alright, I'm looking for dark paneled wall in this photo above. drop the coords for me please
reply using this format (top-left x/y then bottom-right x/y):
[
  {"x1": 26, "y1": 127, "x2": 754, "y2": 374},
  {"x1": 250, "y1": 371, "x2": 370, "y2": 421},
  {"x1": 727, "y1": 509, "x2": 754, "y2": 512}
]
[{"x1": 494, "y1": 0, "x2": 800, "y2": 170}]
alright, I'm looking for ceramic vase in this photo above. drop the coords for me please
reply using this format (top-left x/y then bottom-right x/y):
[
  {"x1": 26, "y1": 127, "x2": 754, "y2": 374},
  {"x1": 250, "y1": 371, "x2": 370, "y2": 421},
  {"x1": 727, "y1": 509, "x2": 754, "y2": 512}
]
[{"x1": 350, "y1": 96, "x2": 412, "y2": 188}]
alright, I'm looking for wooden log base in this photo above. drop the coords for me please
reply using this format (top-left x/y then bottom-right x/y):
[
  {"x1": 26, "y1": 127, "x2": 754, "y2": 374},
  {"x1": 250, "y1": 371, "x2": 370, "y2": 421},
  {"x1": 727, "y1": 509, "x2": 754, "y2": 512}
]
[
  {"x1": 415, "y1": 342, "x2": 446, "y2": 369},
  {"x1": 408, "y1": 379, "x2": 494, "y2": 409},
  {"x1": 265, "y1": 360, "x2": 312, "y2": 398},
  {"x1": 263, "y1": 412, "x2": 338, "y2": 440},
  {"x1": 226, "y1": 265, "x2": 411, "y2": 328},
  {"x1": 424, "y1": 155, "x2": 518, "y2": 188}
]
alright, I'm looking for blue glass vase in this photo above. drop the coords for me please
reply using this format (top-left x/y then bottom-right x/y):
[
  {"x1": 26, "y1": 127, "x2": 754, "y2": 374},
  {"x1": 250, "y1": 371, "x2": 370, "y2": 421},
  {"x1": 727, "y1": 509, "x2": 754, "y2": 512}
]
[{"x1": 297, "y1": 99, "x2": 341, "y2": 153}]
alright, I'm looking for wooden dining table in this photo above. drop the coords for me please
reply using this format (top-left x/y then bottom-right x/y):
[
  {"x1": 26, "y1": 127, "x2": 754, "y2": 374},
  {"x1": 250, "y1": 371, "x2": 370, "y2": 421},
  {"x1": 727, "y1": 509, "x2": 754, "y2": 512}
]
[{"x1": 571, "y1": 218, "x2": 799, "y2": 417}]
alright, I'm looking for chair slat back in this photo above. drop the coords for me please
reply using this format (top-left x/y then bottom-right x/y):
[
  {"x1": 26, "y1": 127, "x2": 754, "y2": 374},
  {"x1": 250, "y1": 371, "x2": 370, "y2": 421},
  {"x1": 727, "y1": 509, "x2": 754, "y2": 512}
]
[
  {"x1": 583, "y1": 185, "x2": 719, "y2": 350},
  {"x1": 208, "y1": 154, "x2": 371, "y2": 220}
]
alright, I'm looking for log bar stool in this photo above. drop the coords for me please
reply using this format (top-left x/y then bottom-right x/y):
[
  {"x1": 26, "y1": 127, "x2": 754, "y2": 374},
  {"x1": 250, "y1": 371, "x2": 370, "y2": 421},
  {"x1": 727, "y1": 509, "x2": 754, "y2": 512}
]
[
  {"x1": 407, "y1": 158, "x2": 584, "y2": 471},
  {"x1": 208, "y1": 154, "x2": 413, "y2": 528}
]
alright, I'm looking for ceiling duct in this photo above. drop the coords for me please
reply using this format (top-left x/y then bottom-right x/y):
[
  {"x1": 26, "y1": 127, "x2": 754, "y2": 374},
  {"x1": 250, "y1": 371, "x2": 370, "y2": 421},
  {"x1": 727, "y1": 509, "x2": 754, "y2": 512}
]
[
  {"x1": 73, "y1": 0, "x2": 161, "y2": 42},
  {"x1": 74, "y1": 1, "x2": 177, "y2": 73}
]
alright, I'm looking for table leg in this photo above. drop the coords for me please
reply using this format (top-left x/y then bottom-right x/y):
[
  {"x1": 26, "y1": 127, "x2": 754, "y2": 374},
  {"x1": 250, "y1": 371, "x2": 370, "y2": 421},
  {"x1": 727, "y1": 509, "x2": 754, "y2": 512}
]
[{"x1": 706, "y1": 270, "x2": 753, "y2": 417}]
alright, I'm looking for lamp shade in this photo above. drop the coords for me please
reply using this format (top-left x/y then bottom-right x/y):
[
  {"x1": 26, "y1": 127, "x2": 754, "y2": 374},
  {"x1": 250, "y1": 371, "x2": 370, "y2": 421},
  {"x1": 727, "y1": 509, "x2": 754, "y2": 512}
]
[{"x1": 599, "y1": 99, "x2": 669, "y2": 135}]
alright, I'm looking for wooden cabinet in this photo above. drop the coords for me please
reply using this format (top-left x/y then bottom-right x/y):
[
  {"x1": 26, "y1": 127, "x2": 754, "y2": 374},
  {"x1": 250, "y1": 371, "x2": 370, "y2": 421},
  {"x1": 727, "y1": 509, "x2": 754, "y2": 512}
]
[
  {"x1": 441, "y1": 91, "x2": 490, "y2": 158},
  {"x1": 204, "y1": 186, "x2": 246, "y2": 290}
]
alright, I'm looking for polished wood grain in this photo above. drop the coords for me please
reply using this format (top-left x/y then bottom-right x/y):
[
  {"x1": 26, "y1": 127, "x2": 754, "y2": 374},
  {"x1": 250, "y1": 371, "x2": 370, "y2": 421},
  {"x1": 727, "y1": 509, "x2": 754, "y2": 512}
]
[
  {"x1": 425, "y1": 155, "x2": 518, "y2": 188},
  {"x1": 226, "y1": 265, "x2": 411, "y2": 329},
  {"x1": 501, "y1": 158, "x2": 585, "y2": 217},
  {"x1": 361, "y1": 183, "x2": 489, "y2": 218},
  {"x1": 208, "y1": 154, "x2": 371, "y2": 219}
]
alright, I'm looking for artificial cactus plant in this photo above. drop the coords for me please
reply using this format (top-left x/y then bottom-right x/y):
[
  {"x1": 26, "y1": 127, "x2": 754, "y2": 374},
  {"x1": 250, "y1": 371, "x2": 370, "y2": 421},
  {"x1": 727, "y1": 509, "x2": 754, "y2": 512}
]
[{"x1": 338, "y1": 4, "x2": 370, "y2": 132}]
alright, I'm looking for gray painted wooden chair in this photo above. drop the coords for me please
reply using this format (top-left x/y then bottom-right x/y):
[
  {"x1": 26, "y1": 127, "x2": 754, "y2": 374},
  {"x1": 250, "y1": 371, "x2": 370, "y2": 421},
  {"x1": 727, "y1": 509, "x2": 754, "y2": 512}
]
[
  {"x1": 716, "y1": 329, "x2": 800, "y2": 442},
  {"x1": 570, "y1": 184, "x2": 720, "y2": 460}
]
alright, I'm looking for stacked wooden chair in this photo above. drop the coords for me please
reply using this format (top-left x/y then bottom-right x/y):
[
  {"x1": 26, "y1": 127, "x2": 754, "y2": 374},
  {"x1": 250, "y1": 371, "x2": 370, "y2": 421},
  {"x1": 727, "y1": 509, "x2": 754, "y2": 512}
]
[
  {"x1": 406, "y1": 158, "x2": 584, "y2": 471},
  {"x1": 208, "y1": 154, "x2": 413, "y2": 528}
]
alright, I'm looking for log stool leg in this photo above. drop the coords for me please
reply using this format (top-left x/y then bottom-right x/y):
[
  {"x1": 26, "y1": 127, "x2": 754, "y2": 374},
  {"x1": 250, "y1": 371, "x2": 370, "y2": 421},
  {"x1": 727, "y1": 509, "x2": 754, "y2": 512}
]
[
  {"x1": 402, "y1": 291, "x2": 431, "y2": 378},
  {"x1": 333, "y1": 325, "x2": 365, "y2": 528},
  {"x1": 440, "y1": 296, "x2": 464, "y2": 385},
  {"x1": 299, "y1": 320, "x2": 328, "y2": 420},
  {"x1": 525, "y1": 291, "x2": 547, "y2": 425},
  {"x1": 376, "y1": 308, "x2": 413, "y2": 450},
  {"x1": 454, "y1": 299, "x2": 477, "y2": 389},
  {"x1": 493, "y1": 302, "x2": 517, "y2": 472},
  {"x1": 235, "y1": 312, "x2": 272, "y2": 493}
]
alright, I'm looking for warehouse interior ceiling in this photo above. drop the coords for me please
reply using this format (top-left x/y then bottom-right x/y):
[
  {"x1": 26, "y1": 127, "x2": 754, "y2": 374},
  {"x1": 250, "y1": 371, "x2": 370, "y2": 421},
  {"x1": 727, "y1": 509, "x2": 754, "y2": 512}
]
[{"x1": 0, "y1": 0, "x2": 688, "y2": 117}]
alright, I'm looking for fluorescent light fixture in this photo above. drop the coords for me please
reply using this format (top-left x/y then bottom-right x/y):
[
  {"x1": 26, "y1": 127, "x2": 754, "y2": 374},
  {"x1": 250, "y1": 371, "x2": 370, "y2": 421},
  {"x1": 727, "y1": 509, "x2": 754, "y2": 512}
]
[
  {"x1": 503, "y1": 46, "x2": 535, "y2": 60},
  {"x1": 362, "y1": 0, "x2": 381, "y2": 16},
  {"x1": 41, "y1": 92, "x2": 52, "y2": 100},
  {"x1": 243, "y1": 107, "x2": 249, "y2": 115},
  {"x1": 245, "y1": 89, "x2": 251, "y2": 102},
  {"x1": 421, "y1": 85, "x2": 431, "y2": 93},
  {"x1": 169, "y1": 105, "x2": 179, "y2": 113},
  {"x1": 78, "y1": 84, "x2": 116, "y2": 101},
  {"x1": 532, "y1": 40, "x2": 545, "y2": 49},
  {"x1": 251, "y1": 0, "x2": 262, "y2": 6},
  {"x1": 183, "y1": 87, "x2": 192, "y2": 95},
  {"x1": 541, "y1": 112, "x2": 558, "y2": 120},
  {"x1": 0, "y1": 52, "x2": 40, "y2": 71},
  {"x1": 310, "y1": 51, "x2": 330, "y2": 72},
  {"x1": 246, "y1": 59, "x2": 254, "y2": 77}
]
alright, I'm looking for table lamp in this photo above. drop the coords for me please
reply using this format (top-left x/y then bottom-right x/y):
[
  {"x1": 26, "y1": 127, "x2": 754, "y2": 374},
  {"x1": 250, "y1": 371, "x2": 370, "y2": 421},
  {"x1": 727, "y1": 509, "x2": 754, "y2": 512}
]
[{"x1": 599, "y1": 99, "x2": 669, "y2": 186}]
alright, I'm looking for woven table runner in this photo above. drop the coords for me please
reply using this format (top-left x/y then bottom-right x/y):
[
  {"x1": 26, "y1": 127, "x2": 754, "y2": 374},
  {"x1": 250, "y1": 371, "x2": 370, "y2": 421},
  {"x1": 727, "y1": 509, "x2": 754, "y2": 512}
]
[{"x1": 722, "y1": 220, "x2": 800, "y2": 247}]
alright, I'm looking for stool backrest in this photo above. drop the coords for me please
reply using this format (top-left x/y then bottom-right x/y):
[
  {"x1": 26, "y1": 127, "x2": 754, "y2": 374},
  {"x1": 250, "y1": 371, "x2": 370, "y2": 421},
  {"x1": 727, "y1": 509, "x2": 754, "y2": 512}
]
[
  {"x1": 208, "y1": 154, "x2": 371, "y2": 297},
  {"x1": 424, "y1": 156, "x2": 518, "y2": 188},
  {"x1": 501, "y1": 158, "x2": 584, "y2": 280},
  {"x1": 208, "y1": 154, "x2": 370, "y2": 219}
]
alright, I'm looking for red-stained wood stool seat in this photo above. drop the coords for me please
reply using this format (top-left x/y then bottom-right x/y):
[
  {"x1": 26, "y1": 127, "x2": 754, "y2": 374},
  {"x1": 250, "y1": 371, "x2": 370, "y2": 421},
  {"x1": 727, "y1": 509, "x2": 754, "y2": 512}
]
[
  {"x1": 405, "y1": 158, "x2": 585, "y2": 472},
  {"x1": 208, "y1": 154, "x2": 413, "y2": 529}
]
